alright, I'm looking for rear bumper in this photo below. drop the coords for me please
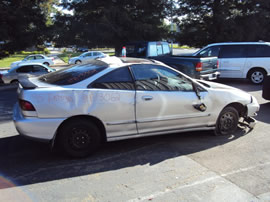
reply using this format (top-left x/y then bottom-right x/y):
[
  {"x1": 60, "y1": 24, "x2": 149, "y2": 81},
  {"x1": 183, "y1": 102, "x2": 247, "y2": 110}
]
[
  {"x1": 13, "y1": 103, "x2": 64, "y2": 142},
  {"x1": 200, "y1": 72, "x2": 220, "y2": 80}
]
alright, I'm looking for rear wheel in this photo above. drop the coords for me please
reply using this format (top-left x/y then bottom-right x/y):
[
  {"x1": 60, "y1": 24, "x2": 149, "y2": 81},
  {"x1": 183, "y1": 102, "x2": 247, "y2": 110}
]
[
  {"x1": 248, "y1": 69, "x2": 266, "y2": 84},
  {"x1": 215, "y1": 106, "x2": 239, "y2": 136},
  {"x1": 59, "y1": 119, "x2": 101, "y2": 157}
]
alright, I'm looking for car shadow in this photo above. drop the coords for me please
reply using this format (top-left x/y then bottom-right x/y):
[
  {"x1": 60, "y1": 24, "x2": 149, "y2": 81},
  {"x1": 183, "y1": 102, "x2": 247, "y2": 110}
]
[
  {"x1": 256, "y1": 102, "x2": 270, "y2": 124},
  {"x1": 216, "y1": 78, "x2": 262, "y2": 92},
  {"x1": 0, "y1": 88, "x2": 17, "y2": 123},
  {"x1": 0, "y1": 126, "x2": 251, "y2": 190}
]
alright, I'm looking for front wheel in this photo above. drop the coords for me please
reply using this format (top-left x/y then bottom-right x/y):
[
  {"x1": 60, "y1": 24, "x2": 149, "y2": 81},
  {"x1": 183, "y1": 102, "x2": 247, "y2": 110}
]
[
  {"x1": 59, "y1": 119, "x2": 101, "y2": 157},
  {"x1": 215, "y1": 106, "x2": 239, "y2": 136},
  {"x1": 248, "y1": 69, "x2": 265, "y2": 84},
  {"x1": 43, "y1": 62, "x2": 50, "y2": 66},
  {"x1": 75, "y1": 60, "x2": 81, "y2": 64}
]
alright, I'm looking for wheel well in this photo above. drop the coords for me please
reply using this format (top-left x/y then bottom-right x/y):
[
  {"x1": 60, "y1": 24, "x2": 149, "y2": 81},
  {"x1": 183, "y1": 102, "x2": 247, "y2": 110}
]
[
  {"x1": 10, "y1": 79, "x2": 18, "y2": 84},
  {"x1": 224, "y1": 102, "x2": 247, "y2": 117},
  {"x1": 75, "y1": 60, "x2": 81, "y2": 63},
  {"x1": 55, "y1": 115, "x2": 107, "y2": 143},
  {"x1": 247, "y1": 67, "x2": 267, "y2": 78}
]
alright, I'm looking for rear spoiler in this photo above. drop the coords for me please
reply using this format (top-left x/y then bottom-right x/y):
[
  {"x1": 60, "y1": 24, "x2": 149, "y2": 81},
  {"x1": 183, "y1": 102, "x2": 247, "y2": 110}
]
[{"x1": 19, "y1": 77, "x2": 37, "y2": 89}]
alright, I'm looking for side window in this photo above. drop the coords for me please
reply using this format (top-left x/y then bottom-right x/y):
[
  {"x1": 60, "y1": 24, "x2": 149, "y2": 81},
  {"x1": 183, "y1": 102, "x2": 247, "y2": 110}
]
[
  {"x1": 16, "y1": 66, "x2": 33, "y2": 73},
  {"x1": 131, "y1": 64, "x2": 193, "y2": 91},
  {"x1": 149, "y1": 44, "x2": 158, "y2": 57},
  {"x1": 162, "y1": 44, "x2": 170, "y2": 55},
  {"x1": 248, "y1": 45, "x2": 270, "y2": 57},
  {"x1": 93, "y1": 52, "x2": 100, "y2": 56},
  {"x1": 25, "y1": 56, "x2": 35, "y2": 61},
  {"x1": 156, "y1": 44, "x2": 163, "y2": 55},
  {"x1": 83, "y1": 53, "x2": 92, "y2": 57},
  {"x1": 35, "y1": 55, "x2": 44, "y2": 59},
  {"x1": 89, "y1": 67, "x2": 134, "y2": 90},
  {"x1": 198, "y1": 46, "x2": 220, "y2": 57},
  {"x1": 32, "y1": 65, "x2": 47, "y2": 72},
  {"x1": 219, "y1": 45, "x2": 247, "y2": 58}
]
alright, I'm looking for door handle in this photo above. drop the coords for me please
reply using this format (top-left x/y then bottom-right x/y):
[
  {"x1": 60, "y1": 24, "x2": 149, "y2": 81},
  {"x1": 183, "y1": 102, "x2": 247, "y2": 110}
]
[{"x1": 142, "y1": 95, "x2": 153, "y2": 101}]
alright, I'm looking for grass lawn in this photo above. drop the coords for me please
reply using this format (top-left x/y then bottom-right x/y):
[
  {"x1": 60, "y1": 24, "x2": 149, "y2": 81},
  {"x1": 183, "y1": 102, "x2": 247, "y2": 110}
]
[
  {"x1": 0, "y1": 51, "x2": 49, "y2": 69},
  {"x1": 169, "y1": 44, "x2": 193, "y2": 49}
]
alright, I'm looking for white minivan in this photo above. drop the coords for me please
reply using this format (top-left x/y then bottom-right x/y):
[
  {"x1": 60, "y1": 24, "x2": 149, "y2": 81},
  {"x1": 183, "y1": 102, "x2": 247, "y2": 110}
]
[{"x1": 193, "y1": 42, "x2": 270, "y2": 84}]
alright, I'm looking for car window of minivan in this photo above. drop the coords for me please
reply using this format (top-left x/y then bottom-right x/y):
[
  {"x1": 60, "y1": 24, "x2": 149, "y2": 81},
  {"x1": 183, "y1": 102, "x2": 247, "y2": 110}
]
[
  {"x1": 219, "y1": 45, "x2": 247, "y2": 58},
  {"x1": 197, "y1": 46, "x2": 220, "y2": 57},
  {"x1": 248, "y1": 45, "x2": 270, "y2": 57}
]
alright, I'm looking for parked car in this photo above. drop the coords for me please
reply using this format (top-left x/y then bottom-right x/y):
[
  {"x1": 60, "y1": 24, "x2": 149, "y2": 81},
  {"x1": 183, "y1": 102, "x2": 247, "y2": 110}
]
[
  {"x1": 13, "y1": 57, "x2": 259, "y2": 157},
  {"x1": 262, "y1": 74, "x2": 270, "y2": 100},
  {"x1": 193, "y1": 42, "x2": 270, "y2": 84},
  {"x1": 77, "y1": 47, "x2": 88, "y2": 52},
  {"x1": 68, "y1": 51, "x2": 108, "y2": 64},
  {"x1": 1, "y1": 63, "x2": 55, "y2": 84},
  {"x1": 11, "y1": 54, "x2": 54, "y2": 68},
  {"x1": 125, "y1": 41, "x2": 219, "y2": 80}
]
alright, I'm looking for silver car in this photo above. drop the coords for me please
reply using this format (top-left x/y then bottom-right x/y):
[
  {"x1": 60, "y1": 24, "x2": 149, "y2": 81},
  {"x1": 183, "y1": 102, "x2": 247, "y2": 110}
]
[
  {"x1": 13, "y1": 57, "x2": 259, "y2": 157},
  {"x1": 10, "y1": 54, "x2": 54, "y2": 68},
  {"x1": 68, "y1": 51, "x2": 108, "y2": 64},
  {"x1": 1, "y1": 63, "x2": 55, "y2": 84}
]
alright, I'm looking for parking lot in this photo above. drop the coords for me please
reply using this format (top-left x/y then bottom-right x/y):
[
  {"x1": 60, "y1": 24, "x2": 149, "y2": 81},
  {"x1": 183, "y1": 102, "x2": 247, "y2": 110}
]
[{"x1": 0, "y1": 78, "x2": 270, "y2": 202}]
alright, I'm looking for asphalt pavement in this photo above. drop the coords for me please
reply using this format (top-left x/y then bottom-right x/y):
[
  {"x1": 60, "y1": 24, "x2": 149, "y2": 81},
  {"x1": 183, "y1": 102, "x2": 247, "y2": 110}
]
[{"x1": 0, "y1": 78, "x2": 270, "y2": 201}]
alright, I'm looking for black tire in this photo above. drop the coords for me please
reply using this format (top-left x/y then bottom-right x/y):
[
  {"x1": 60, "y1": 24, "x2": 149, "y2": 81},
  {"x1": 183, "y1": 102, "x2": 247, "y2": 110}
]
[
  {"x1": 75, "y1": 60, "x2": 81, "y2": 64},
  {"x1": 248, "y1": 69, "x2": 266, "y2": 84},
  {"x1": 262, "y1": 75, "x2": 270, "y2": 100},
  {"x1": 10, "y1": 80, "x2": 19, "y2": 85},
  {"x1": 215, "y1": 106, "x2": 239, "y2": 136},
  {"x1": 59, "y1": 119, "x2": 101, "y2": 157},
  {"x1": 43, "y1": 62, "x2": 50, "y2": 66}
]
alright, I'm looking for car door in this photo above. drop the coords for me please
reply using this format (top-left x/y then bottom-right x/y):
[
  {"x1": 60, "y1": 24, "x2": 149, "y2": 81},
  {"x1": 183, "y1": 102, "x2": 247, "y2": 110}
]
[
  {"x1": 88, "y1": 66, "x2": 137, "y2": 139},
  {"x1": 35, "y1": 55, "x2": 45, "y2": 63},
  {"x1": 218, "y1": 45, "x2": 248, "y2": 78},
  {"x1": 15, "y1": 65, "x2": 33, "y2": 80},
  {"x1": 130, "y1": 64, "x2": 212, "y2": 134},
  {"x1": 82, "y1": 52, "x2": 93, "y2": 63},
  {"x1": 31, "y1": 65, "x2": 49, "y2": 76}
]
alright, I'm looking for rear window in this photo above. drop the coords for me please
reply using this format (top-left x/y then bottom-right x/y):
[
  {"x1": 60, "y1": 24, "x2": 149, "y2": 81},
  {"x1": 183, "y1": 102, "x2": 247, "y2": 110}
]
[{"x1": 39, "y1": 60, "x2": 108, "y2": 85}]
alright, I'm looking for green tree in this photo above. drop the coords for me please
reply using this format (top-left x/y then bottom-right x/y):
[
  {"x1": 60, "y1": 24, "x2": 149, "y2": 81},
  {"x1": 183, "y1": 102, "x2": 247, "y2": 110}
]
[
  {"x1": 55, "y1": 0, "x2": 171, "y2": 53},
  {"x1": 0, "y1": 0, "x2": 57, "y2": 58},
  {"x1": 176, "y1": 0, "x2": 270, "y2": 47}
]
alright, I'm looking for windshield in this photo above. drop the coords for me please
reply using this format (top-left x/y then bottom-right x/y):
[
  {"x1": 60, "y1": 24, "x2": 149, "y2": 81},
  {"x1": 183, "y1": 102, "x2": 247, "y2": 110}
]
[
  {"x1": 39, "y1": 60, "x2": 108, "y2": 85},
  {"x1": 192, "y1": 46, "x2": 207, "y2": 56}
]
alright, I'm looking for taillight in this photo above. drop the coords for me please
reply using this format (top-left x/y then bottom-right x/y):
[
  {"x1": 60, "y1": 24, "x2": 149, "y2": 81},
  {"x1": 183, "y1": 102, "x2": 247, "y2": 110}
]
[
  {"x1": 217, "y1": 60, "x2": 219, "y2": 69},
  {"x1": 0, "y1": 74, "x2": 2, "y2": 79},
  {"x1": 19, "y1": 100, "x2": 36, "y2": 111},
  {"x1": 195, "y1": 62, "x2": 203, "y2": 71}
]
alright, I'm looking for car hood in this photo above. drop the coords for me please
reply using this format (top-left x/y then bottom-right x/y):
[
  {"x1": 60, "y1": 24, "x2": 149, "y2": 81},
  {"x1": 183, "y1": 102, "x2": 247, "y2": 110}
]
[
  {"x1": 197, "y1": 80, "x2": 238, "y2": 90},
  {"x1": 198, "y1": 80, "x2": 252, "y2": 105}
]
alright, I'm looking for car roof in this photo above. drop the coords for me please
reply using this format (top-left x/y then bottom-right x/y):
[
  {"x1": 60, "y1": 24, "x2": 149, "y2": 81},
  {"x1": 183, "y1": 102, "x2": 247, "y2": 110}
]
[
  {"x1": 206, "y1": 41, "x2": 270, "y2": 47},
  {"x1": 26, "y1": 54, "x2": 46, "y2": 57},
  {"x1": 10, "y1": 62, "x2": 47, "y2": 70}
]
